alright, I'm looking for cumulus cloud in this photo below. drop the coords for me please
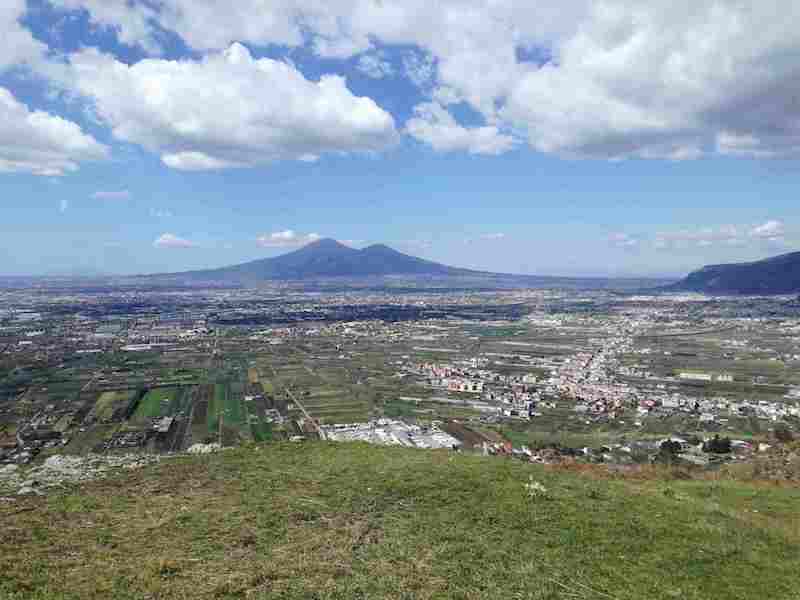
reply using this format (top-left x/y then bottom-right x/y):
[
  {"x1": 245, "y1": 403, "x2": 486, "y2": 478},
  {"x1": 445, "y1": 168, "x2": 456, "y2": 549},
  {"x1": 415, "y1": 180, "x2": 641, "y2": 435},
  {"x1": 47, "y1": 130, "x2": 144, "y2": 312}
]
[
  {"x1": 0, "y1": 0, "x2": 47, "y2": 71},
  {"x1": 0, "y1": 87, "x2": 108, "y2": 176},
  {"x1": 46, "y1": 1, "x2": 800, "y2": 160},
  {"x1": 67, "y1": 43, "x2": 398, "y2": 170},
  {"x1": 153, "y1": 233, "x2": 196, "y2": 248},
  {"x1": 256, "y1": 230, "x2": 322, "y2": 248},
  {"x1": 502, "y1": 1, "x2": 800, "y2": 159},
  {"x1": 48, "y1": 0, "x2": 158, "y2": 52},
  {"x1": 357, "y1": 53, "x2": 393, "y2": 79},
  {"x1": 750, "y1": 220, "x2": 785, "y2": 240},
  {"x1": 406, "y1": 102, "x2": 516, "y2": 155},
  {"x1": 92, "y1": 190, "x2": 131, "y2": 201}
]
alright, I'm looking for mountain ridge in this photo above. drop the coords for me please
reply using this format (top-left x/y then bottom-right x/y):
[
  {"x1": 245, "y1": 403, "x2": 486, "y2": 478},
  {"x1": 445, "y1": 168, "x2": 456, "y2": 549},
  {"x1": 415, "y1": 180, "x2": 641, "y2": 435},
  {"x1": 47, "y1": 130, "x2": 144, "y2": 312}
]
[{"x1": 666, "y1": 250, "x2": 800, "y2": 294}]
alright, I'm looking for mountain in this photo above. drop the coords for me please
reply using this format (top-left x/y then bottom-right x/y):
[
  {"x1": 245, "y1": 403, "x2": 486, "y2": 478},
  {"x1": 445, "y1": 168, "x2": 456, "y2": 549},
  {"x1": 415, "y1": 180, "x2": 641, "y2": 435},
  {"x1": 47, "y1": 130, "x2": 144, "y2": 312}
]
[
  {"x1": 667, "y1": 250, "x2": 800, "y2": 294},
  {"x1": 165, "y1": 238, "x2": 479, "y2": 282},
  {"x1": 138, "y1": 238, "x2": 672, "y2": 290}
]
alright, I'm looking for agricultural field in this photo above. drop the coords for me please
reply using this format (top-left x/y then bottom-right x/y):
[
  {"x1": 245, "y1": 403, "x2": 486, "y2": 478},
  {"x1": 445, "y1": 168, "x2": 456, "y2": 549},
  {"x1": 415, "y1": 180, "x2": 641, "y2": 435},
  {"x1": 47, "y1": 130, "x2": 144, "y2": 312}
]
[{"x1": 134, "y1": 388, "x2": 177, "y2": 419}]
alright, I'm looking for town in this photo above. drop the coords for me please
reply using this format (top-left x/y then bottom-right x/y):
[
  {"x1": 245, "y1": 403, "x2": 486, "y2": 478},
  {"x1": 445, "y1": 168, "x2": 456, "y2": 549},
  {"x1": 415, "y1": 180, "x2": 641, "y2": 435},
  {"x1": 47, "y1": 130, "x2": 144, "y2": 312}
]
[{"x1": 2, "y1": 282, "x2": 799, "y2": 496}]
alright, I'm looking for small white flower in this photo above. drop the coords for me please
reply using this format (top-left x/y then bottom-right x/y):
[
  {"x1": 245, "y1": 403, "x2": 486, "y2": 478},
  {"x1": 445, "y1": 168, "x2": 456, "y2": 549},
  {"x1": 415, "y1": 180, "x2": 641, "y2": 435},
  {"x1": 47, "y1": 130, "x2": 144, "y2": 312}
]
[{"x1": 524, "y1": 476, "x2": 548, "y2": 499}]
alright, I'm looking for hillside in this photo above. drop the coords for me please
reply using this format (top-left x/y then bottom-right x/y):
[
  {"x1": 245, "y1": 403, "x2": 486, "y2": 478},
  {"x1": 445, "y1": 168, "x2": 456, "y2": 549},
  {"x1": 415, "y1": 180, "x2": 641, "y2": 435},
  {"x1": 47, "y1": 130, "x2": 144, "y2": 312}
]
[
  {"x1": 667, "y1": 251, "x2": 800, "y2": 294},
  {"x1": 2, "y1": 442, "x2": 799, "y2": 599}
]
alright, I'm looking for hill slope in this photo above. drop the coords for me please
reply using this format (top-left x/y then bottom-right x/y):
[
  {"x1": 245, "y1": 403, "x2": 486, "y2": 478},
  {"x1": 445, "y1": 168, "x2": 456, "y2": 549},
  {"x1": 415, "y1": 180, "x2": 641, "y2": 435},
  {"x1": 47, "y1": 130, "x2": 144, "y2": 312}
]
[
  {"x1": 2, "y1": 442, "x2": 799, "y2": 599},
  {"x1": 667, "y1": 251, "x2": 800, "y2": 294}
]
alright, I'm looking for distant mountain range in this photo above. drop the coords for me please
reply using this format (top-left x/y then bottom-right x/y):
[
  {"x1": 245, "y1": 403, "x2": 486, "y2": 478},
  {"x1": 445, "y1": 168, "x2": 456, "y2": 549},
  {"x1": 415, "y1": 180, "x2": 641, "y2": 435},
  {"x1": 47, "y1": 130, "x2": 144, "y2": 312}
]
[
  {"x1": 141, "y1": 238, "x2": 668, "y2": 290},
  {"x1": 666, "y1": 251, "x2": 800, "y2": 294}
]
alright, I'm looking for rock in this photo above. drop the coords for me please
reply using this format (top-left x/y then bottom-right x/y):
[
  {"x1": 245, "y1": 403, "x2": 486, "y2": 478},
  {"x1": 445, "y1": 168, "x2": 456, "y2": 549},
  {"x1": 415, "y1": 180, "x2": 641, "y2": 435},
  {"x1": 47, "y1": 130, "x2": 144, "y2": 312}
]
[
  {"x1": 188, "y1": 443, "x2": 221, "y2": 454},
  {"x1": 17, "y1": 486, "x2": 40, "y2": 496}
]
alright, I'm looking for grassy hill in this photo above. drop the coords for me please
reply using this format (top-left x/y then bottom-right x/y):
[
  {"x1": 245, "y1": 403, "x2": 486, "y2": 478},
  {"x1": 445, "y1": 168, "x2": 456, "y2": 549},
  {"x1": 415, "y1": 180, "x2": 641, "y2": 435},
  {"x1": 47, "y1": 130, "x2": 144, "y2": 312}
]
[{"x1": 2, "y1": 442, "x2": 799, "y2": 599}]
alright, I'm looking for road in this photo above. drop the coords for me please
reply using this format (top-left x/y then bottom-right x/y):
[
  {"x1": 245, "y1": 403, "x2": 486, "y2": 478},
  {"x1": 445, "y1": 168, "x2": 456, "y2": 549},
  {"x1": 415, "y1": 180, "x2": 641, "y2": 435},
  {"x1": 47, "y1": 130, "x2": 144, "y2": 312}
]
[{"x1": 283, "y1": 386, "x2": 326, "y2": 440}]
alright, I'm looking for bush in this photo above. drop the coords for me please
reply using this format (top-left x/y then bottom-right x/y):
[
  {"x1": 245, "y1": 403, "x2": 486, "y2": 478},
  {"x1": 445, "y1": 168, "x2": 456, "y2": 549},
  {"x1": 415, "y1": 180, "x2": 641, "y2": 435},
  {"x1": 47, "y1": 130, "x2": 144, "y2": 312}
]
[{"x1": 703, "y1": 435, "x2": 732, "y2": 454}]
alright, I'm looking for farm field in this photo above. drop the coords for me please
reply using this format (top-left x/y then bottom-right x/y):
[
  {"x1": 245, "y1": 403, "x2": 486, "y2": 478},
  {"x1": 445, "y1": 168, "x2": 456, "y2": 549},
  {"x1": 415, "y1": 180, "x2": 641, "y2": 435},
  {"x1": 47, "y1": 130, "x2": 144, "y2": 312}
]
[
  {"x1": 134, "y1": 388, "x2": 177, "y2": 419},
  {"x1": 91, "y1": 390, "x2": 134, "y2": 421}
]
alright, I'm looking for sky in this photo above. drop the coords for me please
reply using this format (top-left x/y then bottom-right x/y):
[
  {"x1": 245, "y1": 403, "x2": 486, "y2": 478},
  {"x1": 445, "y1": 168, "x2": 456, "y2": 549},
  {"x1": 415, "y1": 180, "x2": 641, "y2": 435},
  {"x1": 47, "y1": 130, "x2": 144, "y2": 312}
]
[{"x1": 2, "y1": 1, "x2": 800, "y2": 278}]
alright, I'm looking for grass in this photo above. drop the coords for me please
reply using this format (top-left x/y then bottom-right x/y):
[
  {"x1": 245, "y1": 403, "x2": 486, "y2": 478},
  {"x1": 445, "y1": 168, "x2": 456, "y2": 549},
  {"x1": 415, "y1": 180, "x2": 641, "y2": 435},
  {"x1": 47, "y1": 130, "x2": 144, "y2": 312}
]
[
  {"x1": 1, "y1": 442, "x2": 798, "y2": 599},
  {"x1": 207, "y1": 383, "x2": 226, "y2": 433},
  {"x1": 250, "y1": 421, "x2": 273, "y2": 443},
  {"x1": 135, "y1": 388, "x2": 178, "y2": 419},
  {"x1": 91, "y1": 391, "x2": 133, "y2": 421},
  {"x1": 222, "y1": 383, "x2": 245, "y2": 427}
]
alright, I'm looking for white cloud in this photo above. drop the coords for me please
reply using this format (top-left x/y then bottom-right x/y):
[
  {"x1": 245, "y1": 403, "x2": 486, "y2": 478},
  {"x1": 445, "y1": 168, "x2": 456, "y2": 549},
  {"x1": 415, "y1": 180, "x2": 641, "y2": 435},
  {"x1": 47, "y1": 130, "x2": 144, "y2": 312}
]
[
  {"x1": 47, "y1": 1, "x2": 800, "y2": 160},
  {"x1": 0, "y1": 0, "x2": 47, "y2": 71},
  {"x1": 153, "y1": 233, "x2": 196, "y2": 248},
  {"x1": 92, "y1": 190, "x2": 131, "y2": 201},
  {"x1": 0, "y1": 87, "x2": 108, "y2": 176},
  {"x1": 406, "y1": 102, "x2": 516, "y2": 155},
  {"x1": 48, "y1": 0, "x2": 158, "y2": 52},
  {"x1": 750, "y1": 220, "x2": 785, "y2": 240},
  {"x1": 642, "y1": 222, "x2": 791, "y2": 249},
  {"x1": 466, "y1": 232, "x2": 508, "y2": 244},
  {"x1": 150, "y1": 208, "x2": 173, "y2": 218},
  {"x1": 357, "y1": 53, "x2": 393, "y2": 79},
  {"x1": 653, "y1": 225, "x2": 741, "y2": 249},
  {"x1": 608, "y1": 232, "x2": 638, "y2": 248},
  {"x1": 403, "y1": 51, "x2": 435, "y2": 88},
  {"x1": 66, "y1": 43, "x2": 398, "y2": 170},
  {"x1": 502, "y1": 1, "x2": 800, "y2": 159},
  {"x1": 256, "y1": 230, "x2": 322, "y2": 248}
]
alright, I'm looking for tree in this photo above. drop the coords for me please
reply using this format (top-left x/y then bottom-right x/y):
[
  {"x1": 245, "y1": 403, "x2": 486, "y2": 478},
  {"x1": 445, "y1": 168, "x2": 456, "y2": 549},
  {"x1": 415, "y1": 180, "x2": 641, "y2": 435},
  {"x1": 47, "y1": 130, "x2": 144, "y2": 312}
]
[{"x1": 703, "y1": 435, "x2": 731, "y2": 454}]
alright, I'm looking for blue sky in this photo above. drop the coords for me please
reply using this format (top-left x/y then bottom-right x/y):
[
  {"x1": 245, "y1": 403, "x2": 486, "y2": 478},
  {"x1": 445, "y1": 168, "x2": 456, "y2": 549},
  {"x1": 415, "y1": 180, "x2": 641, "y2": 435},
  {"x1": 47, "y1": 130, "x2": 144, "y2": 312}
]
[{"x1": 1, "y1": 1, "x2": 799, "y2": 277}]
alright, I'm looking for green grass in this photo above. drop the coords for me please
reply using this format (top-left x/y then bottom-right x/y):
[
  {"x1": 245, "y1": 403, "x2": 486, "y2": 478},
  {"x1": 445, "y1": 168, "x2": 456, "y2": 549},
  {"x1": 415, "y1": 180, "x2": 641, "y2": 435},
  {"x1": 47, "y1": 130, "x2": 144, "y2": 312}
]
[
  {"x1": 1, "y1": 443, "x2": 798, "y2": 599},
  {"x1": 250, "y1": 421, "x2": 273, "y2": 443},
  {"x1": 207, "y1": 383, "x2": 226, "y2": 433},
  {"x1": 208, "y1": 383, "x2": 246, "y2": 433},
  {"x1": 222, "y1": 385, "x2": 245, "y2": 428},
  {"x1": 91, "y1": 391, "x2": 133, "y2": 421},
  {"x1": 135, "y1": 388, "x2": 177, "y2": 419},
  {"x1": 91, "y1": 392, "x2": 118, "y2": 421}
]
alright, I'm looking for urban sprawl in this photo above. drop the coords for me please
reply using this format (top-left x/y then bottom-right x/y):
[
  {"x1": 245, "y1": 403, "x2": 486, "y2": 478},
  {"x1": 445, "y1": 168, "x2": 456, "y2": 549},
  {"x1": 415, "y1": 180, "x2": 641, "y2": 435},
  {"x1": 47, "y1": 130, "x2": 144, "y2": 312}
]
[{"x1": 2, "y1": 285, "x2": 800, "y2": 495}]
